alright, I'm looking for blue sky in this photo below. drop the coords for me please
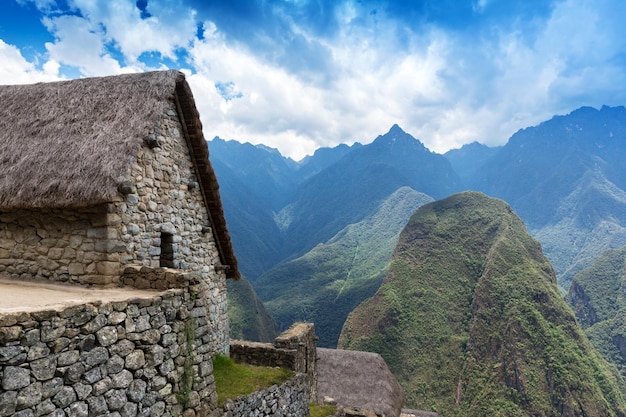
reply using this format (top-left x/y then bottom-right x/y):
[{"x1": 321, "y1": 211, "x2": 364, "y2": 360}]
[{"x1": 1, "y1": 0, "x2": 626, "y2": 160}]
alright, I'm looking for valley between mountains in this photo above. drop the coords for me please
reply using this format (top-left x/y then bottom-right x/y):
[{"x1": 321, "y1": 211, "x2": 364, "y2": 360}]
[{"x1": 210, "y1": 105, "x2": 626, "y2": 413}]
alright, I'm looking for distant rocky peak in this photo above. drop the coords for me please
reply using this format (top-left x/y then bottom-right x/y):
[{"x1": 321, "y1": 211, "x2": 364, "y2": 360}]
[{"x1": 373, "y1": 124, "x2": 427, "y2": 151}]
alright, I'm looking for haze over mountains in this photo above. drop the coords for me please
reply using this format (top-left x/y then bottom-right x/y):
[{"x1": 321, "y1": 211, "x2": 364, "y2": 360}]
[{"x1": 212, "y1": 104, "x2": 626, "y2": 348}]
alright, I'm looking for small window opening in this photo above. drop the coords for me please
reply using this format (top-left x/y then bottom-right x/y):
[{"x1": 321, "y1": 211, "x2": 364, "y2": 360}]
[{"x1": 160, "y1": 232, "x2": 175, "y2": 268}]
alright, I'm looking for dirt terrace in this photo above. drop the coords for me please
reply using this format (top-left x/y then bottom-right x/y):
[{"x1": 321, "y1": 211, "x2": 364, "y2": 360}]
[{"x1": 0, "y1": 277, "x2": 161, "y2": 313}]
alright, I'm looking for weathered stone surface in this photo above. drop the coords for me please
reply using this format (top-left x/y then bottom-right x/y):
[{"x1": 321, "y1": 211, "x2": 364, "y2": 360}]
[
  {"x1": 0, "y1": 391, "x2": 18, "y2": 416},
  {"x1": 92, "y1": 377, "x2": 113, "y2": 397},
  {"x1": 105, "y1": 390, "x2": 127, "y2": 411},
  {"x1": 57, "y1": 351, "x2": 80, "y2": 367},
  {"x1": 87, "y1": 395, "x2": 108, "y2": 417},
  {"x1": 52, "y1": 386, "x2": 77, "y2": 408},
  {"x1": 17, "y1": 382, "x2": 43, "y2": 409},
  {"x1": 42, "y1": 378, "x2": 63, "y2": 399},
  {"x1": 0, "y1": 345, "x2": 24, "y2": 362},
  {"x1": 26, "y1": 343, "x2": 49, "y2": 361},
  {"x1": 83, "y1": 367, "x2": 102, "y2": 385},
  {"x1": 106, "y1": 355, "x2": 125, "y2": 374},
  {"x1": 2, "y1": 366, "x2": 31, "y2": 391},
  {"x1": 82, "y1": 315, "x2": 107, "y2": 334},
  {"x1": 127, "y1": 379, "x2": 147, "y2": 403},
  {"x1": 30, "y1": 357, "x2": 57, "y2": 381},
  {"x1": 73, "y1": 382, "x2": 92, "y2": 401},
  {"x1": 66, "y1": 401, "x2": 88, "y2": 417},
  {"x1": 82, "y1": 347, "x2": 109, "y2": 367},
  {"x1": 111, "y1": 370, "x2": 133, "y2": 389},
  {"x1": 125, "y1": 350, "x2": 145, "y2": 370},
  {"x1": 96, "y1": 326, "x2": 118, "y2": 347},
  {"x1": 110, "y1": 339, "x2": 135, "y2": 357},
  {"x1": 34, "y1": 398, "x2": 55, "y2": 417},
  {"x1": 65, "y1": 363, "x2": 85, "y2": 383},
  {"x1": 0, "y1": 326, "x2": 22, "y2": 344}
]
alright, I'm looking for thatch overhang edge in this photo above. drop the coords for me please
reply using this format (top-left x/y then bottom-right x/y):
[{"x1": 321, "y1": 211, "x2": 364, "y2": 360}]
[{"x1": 172, "y1": 73, "x2": 240, "y2": 280}]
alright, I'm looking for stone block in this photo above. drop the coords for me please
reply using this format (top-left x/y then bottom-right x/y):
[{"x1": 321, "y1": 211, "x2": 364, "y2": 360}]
[
  {"x1": 47, "y1": 247, "x2": 64, "y2": 260},
  {"x1": 96, "y1": 260, "x2": 120, "y2": 276},
  {"x1": 68, "y1": 262, "x2": 85, "y2": 275},
  {"x1": 2, "y1": 366, "x2": 31, "y2": 391},
  {"x1": 0, "y1": 391, "x2": 17, "y2": 416}
]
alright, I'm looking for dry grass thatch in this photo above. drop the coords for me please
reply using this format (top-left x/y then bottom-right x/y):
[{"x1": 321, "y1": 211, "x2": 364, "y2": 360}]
[
  {"x1": 0, "y1": 70, "x2": 239, "y2": 278},
  {"x1": 0, "y1": 70, "x2": 180, "y2": 209},
  {"x1": 317, "y1": 348, "x2": 406, "y2": 417}
]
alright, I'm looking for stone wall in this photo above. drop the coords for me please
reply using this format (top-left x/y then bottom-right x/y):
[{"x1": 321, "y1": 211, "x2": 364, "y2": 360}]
[
  {"x1": 111, "y1": 103, "x2": 222, "y2": 278},
  {"x1": 220, "y1": 373, "x2": 311, "y2": 417},
  {"x1": 0, "y1": 205, "x2": 112, "y2": 285},
  {"x1": 229, "y1": 323, "x2": 317, "y2": 412},
  {"x1": 0, "y1": 268, "x2": 228, "y2": 417}
]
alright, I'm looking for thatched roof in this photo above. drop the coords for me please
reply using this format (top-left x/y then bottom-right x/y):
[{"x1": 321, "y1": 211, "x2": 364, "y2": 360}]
[
  {"x1": 317, "y1": 348, "x2": 405, "y2": 417},
  {"x1": 0, "y1": 70, "x2": 239, "y2": 279}
]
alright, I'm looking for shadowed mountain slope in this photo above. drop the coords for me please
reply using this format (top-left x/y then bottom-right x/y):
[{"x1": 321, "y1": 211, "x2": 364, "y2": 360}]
[
  {"x1": 257, "y1": 187, "x2": 433, "y2": 347},
  {"x1": 444, "y1": 141, "x2": 501, "y2": 187},
  {"x1": 339, "y1": 192, "x2": 626, "y2": 416},
  {"x1": 471, "y1": 106, "x2": 626, "y2": 228},
  {"x1": 209, "y1": 158, "x2": 285, "y2": 281},
  {"x1": 226, "y1": 275, "x2": 278, "y2": 343},
  {"x1": 567, "y1": 245, "x2": 626, "y2": 379}
]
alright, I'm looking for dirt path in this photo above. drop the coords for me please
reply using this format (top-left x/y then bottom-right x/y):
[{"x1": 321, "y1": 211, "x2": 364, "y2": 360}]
[{"x1": 0, "y1": 277, "x2": 162, "y2": 313}]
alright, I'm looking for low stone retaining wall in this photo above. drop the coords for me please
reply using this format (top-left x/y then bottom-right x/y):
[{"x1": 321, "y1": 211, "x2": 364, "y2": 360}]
[
  {"x1": 230, "y1": 322, "x2": 317, "y2": 401},
  {"x1": 225, "y1": 323, "x2": 318, "y2": 417},
  {"x1": 220, "y1": 373, "x2": 310, "y2": 417},
  {"x1": 0, "y1": 268, "x2": 227, "y2": 417}
]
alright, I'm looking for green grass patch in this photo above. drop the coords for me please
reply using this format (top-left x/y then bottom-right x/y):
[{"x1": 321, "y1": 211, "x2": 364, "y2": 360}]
[
  {"x1": 309, "y1": 403, "x2": 337, "y2": 417},
  {"x1": 212, "y1": 354, "x2": 293, "y2": 406}
]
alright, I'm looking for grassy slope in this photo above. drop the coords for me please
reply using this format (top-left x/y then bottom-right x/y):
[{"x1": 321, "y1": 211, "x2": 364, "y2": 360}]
[
  {"x1": 339, "y1": 191, "x2": 626, "y2": 416},
  {"x1": 256, "y1": 187, "x2": 433, "y2": 347}
]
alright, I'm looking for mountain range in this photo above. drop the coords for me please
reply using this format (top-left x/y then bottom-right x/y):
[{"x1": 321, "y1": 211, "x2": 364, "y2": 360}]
[{"x1": 212, "y1": 105, "x2": 626, "y2": 348}]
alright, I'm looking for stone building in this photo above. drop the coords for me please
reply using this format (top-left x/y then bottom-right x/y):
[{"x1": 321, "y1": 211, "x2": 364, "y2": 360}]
[{"x1": 0, "y1": 70, "x2": 239, "y2": 352}]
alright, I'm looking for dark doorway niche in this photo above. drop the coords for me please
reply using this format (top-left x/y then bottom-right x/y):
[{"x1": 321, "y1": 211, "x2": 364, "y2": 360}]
[{"x1": 160, "y1": 232, "x2": 175, "y2": 268}]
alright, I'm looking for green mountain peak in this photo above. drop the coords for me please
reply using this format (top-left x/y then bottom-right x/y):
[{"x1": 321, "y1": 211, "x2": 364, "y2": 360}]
[{"x1": 339, "y1": 191, "x2": 626, "y2": 416}]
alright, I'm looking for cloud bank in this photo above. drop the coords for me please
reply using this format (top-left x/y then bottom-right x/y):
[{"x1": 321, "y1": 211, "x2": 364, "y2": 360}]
[{"x1": 2, "y1": 0, "x2": 626, "y2": 159}]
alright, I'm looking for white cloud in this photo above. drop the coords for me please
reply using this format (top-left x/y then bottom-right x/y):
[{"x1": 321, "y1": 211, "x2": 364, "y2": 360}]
[
  {"x1": 4, "y1": 0, "x2": 626, "y2": 159},
  {"x1": 43, "y1": 14, "x2": 134, "y2": 76},
  {"x1": 69, "y1": 0, "x2": 197, "y2": 63},
  {"x1": 187, "y1": 24, "x2": 344, "y2": 160},
  {"x1": 0, "y1": 39, "x2": 59, "y2": 84}
]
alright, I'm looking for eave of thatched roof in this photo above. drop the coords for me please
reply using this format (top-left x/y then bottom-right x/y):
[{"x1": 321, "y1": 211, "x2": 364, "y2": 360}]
[
  {"x1": 0, "y1": 70, "x2": 239, "y2": 279},
  {"x1": 317, "y1": 348, "x2": 406, "y2": 417}
]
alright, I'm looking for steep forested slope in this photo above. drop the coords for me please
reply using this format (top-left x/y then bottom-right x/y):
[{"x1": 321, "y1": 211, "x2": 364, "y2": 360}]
[
  {"x1": 256, "y1": 187, "x2": 433, "y2": 347},
  {"x1": 339, "y1": 192, "x2": 626, "y2": 416},
  {"x1": 227, "y1": 277, "x2": 278, "y2": 342},
  {"x1": 567, "y1": 245, "x2": 626, "y2": 378}
]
